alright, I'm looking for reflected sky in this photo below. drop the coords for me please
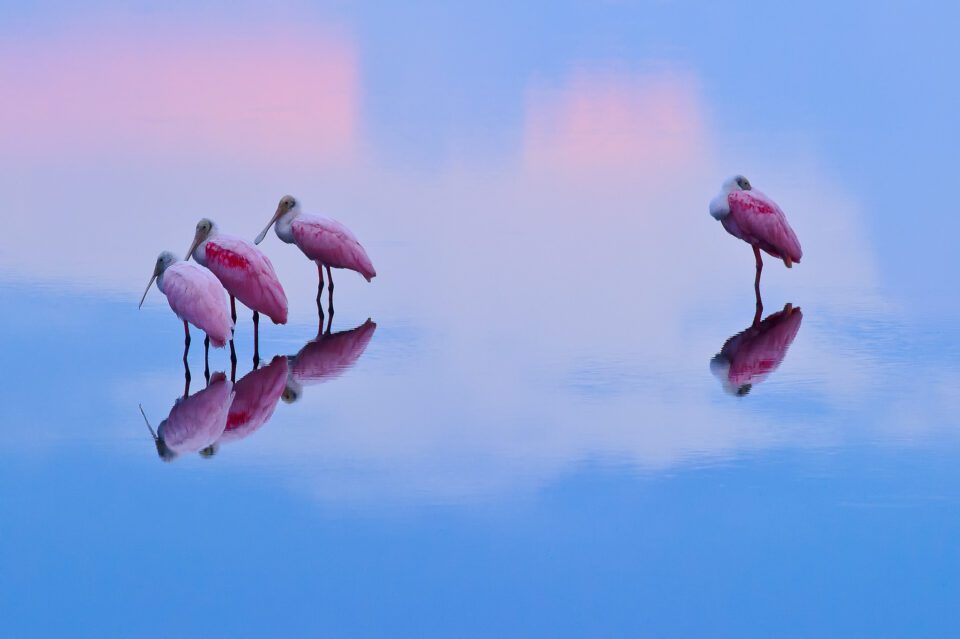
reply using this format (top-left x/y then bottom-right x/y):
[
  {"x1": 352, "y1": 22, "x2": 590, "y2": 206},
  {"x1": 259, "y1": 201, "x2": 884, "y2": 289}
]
[{"x1": 2, "y1": 2, "x2": 960, "y2": 636}]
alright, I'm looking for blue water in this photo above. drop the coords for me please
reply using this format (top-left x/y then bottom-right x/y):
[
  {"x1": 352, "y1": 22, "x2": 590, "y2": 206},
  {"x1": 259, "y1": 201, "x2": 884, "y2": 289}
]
[{"x1": 3, "y1": 2, "x2": 960, "y2": 637}]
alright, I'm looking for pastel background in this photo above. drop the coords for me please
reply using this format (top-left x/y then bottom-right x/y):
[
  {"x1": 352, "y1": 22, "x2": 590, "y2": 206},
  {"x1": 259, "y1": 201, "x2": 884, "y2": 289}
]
[{"x1": 2, "y1": 2, "x2": 960, "y2": 636}]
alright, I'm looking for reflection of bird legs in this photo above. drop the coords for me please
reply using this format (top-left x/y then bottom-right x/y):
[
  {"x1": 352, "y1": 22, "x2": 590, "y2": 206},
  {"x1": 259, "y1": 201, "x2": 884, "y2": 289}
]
[
  {"x1": 324, "y1": 310, "x2": 334, "y2": 335},
  {"x1": 253, "y1": 310, "x2": 260, "y2": 370},
  {"x1": 204, "y1": 336, "x2": 211, "y2": 383},
  {"x1": 182, "y1": 320, "x2": 192, "y2": 381},
  {"x1": 182, "y1": 353, "x2": 191, "y2": 397}
]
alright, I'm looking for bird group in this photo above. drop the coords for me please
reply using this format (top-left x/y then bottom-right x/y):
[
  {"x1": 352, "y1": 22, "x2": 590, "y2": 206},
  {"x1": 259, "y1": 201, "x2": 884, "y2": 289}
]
[
  {"x1": 139, "y1": 194, "x2": 376, "y2": 367},
  {"x1": 141, "y1": 177, "x2": 802, "y2": 363}
]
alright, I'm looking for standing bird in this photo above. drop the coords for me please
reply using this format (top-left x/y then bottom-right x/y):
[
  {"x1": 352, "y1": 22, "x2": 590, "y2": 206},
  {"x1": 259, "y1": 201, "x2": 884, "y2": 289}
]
[
  {"x1": 139, "y1": 252, "x2": 233, "y2": 372},
  {"x1": 710, "y1": 176, "x2": 803, "y2": 300},
  {"x1": 185, "y1": 218, "x2": 288, "y2": 365},
  {"x1": 254, "y1": 195, "x2": 376, "y2": 316}
]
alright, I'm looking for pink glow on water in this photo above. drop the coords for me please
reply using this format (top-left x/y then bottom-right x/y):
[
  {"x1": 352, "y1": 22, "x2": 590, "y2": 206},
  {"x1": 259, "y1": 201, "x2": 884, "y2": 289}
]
[
  {"x1": 521, "y1": 71, "x2": 707, "y2": 174},
  {"x1": 0, "y1": 25, "x2": 359, "y2": 162}
]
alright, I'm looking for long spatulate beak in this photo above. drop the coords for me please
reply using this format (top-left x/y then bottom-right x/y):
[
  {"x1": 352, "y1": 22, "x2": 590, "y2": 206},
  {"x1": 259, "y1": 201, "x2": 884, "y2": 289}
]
[
  {"x1": 255, "y1": 205, "x2": 283, "y2": 245},
  {"x1": 185, "y1": 229, "x2": 203, "y2": 261},
  {"x1": 139, "y1": 271, "x2": 158, "y2": 308}
]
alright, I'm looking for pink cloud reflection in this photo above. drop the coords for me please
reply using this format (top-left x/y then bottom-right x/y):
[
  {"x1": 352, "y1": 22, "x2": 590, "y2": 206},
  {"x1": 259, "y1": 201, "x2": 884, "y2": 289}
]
[
  {"x1": 522, "y1": 70, "x2": 707, "y2": 174},
  {"x1": 0, "y1": 26, "x2": 359, "y2": 161}
]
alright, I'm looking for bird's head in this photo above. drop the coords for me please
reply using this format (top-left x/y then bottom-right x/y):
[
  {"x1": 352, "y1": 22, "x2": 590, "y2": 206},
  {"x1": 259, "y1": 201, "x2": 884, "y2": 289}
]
[
  {"x1": 185, "y1": 218, "x2": 216, "y2": 261},
  {"x1": 255, "y1": 195, "x2": 298, "y2": 245},
  {"x1": 199, "y1": 443, "x2": 219, "y2": 458},
  {"x1": 281, "y1": 379, "x2": 302, "y2": 404},
  {"x1": 139, "y1": 251, "x2": 178, "y2": 308},
  {"x1": 725, "y1": 175, "x2": 752, "y2": 191}
]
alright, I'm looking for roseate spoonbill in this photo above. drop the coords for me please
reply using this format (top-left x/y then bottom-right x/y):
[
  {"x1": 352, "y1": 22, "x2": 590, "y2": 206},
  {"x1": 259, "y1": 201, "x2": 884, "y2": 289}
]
[
  {"x1": 139, "y1": 251, "x2": 233, "y2": 371},
  {"x1": 282, "y1": 318, "x2": 377, "y2": 403},
  {"x1": 138, "y1": 372, "x2": 234, "y2": 461},
  {"x1": 254, "y1": 195, "x2": 376, "y2": 316},
  {"x1": 710, "y1": 303, "x2": 803, "y2": 396},
  {"x1": 206, "y1": 356, "x2": 288, "y2": 455},
  {"x1": 710, "y1": 175, "x2": 803, "y2": 299},
  {"x1": 185, "y1": 218, "x2": 288, "y2": 366}
]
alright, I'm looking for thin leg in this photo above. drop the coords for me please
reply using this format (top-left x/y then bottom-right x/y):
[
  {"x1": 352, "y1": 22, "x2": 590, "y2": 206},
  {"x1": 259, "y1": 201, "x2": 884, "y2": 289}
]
[
  {"x1": 753, "y1": 245, "x2": 763, "y2": 298},
  {"x1": 204, "y1": 336, "x2": 211, "y2": 383},
  {"x1": 183, "y1": 353, "x2": 191, "y2": 397},
  {"x1": 230, "y1": 340, "x2": 237, "y2": 382},
  {"x1": 326, "y1": 265, "x2": 335, "y2": 316},
  {"x1": 183, "y1": 320, "x2": 192, "y2": 369},
  {"x1": 253, "y1": 310, "x2": 260, "y2": 369},
  {"x1": 324, "y1": 310, "x2": 333, "y2": 335},
  {"x1": 316, "y1": 262, "x2": 325, "y2": 319},
  {"x1": 230, "y1": 296, "x2": 237, "y2": 325}
]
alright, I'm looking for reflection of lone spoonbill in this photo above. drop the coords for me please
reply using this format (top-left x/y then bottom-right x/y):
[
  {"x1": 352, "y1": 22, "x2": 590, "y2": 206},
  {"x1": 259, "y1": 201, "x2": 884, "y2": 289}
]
[
  {"x1": 710, "y1": 176, "x2": 803, "y2": 298},
  {"x1": 283, "y1": 318, "x2": 377, "y2": 403},
  {"x1": 139, "y1": 252, "x2": 233, "y2": 369},
  {"x1": 138, "y1": 372, "x2": 234, "y2": 461},
  {"x1": 185, "y1": 218, "x2": 288, "y2": 365},
  {"x1": 254, "y1": 195, "x2": 376, "y2": 316},
  {"x1": 710, "y1": 303, "x2": 803, "y2": 396}
]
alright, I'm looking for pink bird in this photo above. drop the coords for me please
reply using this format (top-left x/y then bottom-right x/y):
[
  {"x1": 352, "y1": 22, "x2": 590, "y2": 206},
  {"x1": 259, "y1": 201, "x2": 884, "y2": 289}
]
[
  {"x1": 208, "y1": 355, "x2": 289, "y2": 454},
  {"x1": 255, "y1": 195, "x2": 376, "y2": 315},
  {"x1": 282, "y1": 318, "x2": 377, "y2": 403},
  {"x1": 710, "y1": 175, "x2": 803, "y2": 298},
  {"x1": 138, "y1": 372, "x2": 235, "y2": 461},
  {"x1": 710, "y1": 303, "x2": 803, "y2": 396},
  {"x1": 185, "y1": 218, "x2": 288, "y2": 364},
  {"x1": 139, "y1": 251, "x2": 233, "y2": 368}
]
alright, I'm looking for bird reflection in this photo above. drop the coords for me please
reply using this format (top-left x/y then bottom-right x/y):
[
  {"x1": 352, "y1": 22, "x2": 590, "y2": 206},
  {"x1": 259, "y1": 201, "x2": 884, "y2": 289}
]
[
  {"x1": 283, "y1": 318, "x2": 377, "y2": 403},
  {"x1": 205, "y1": 355, "x2": 289, "y2": 455},
  {"x1": 710, "y1": 302, "x2": 803, "y2": 396},
  {"x1": 139, "y1": 372, "x2": 234, "y2": 461}
]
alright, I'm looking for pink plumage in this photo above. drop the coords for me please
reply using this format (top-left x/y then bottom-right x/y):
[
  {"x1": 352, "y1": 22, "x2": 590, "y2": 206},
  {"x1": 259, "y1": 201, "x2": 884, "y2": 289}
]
[
  {"x1": 154, "y1": 372, "x2": 234, "y2": 458},
  {"x1": 217, "y1": 356, "x2": 289, "y2": 445},
  {"x1": 292, "y1": 214, "x2": 377, "y2": 281},
  {"x1": 726, "y1": 190, "x2": 802, "y2": 264},
  {"x1": 710, "y1": 304, "x2": 803, "y2": 396},
  {"x1": 290, "y1": 319, "x2": 377, "y2": 384},
  {"x1": 159, "y1": 260, "x2": 233, "y2": 347}
]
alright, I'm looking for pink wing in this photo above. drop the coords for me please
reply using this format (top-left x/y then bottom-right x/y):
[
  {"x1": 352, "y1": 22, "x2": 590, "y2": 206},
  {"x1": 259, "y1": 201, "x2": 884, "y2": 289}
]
[
  {"x1": 205, "y1": 235, "x2": 288, "y2": 324},
  {"x1": 723, "y1": 306, "x2": 803, "y2": 388},
  {"x1": 158, "y1": 372, "x2": 234, "y2": 454},
  {"x1": 291, "y1": 319, "x2": 377, "y2": 384},
  {"x1": 218, "y1": 356, "x2": 288, "y2": 444},
  {"x1": 292, "y1": 214, "x2": 377, "y2": 281},
  {"x1": 162, "y1": 262, "x2": 233, "y2": 346},
  {"x1": 728, "y1": 190, "x2": 803, "y2": 262}
]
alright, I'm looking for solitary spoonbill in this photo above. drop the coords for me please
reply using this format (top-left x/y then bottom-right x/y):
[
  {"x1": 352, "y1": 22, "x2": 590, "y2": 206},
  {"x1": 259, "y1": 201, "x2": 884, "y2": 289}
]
[
  {"x1": 710, "y1": 175, "x2": 803, "y2": 298},
  {"x1": 139, "y1": 251, "x2": 233, "y2": 368},
  {"x1": 254, "y1": 195, "x2": 376, "y2": 315},
  {"x1": 710, "y1": 303, "x2": 803, "y2": 396},
  {"x1": 185, "y1": 218, "x2": 288, "y2": 364},
  {"x1": 138, "y1": 372, "x2": 234, "y2": 461}
]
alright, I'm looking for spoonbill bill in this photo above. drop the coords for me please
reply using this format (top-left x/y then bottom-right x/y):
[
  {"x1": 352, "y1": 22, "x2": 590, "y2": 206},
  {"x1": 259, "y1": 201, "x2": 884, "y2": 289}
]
[
  {"x1": 710, "y1": 302, "x2": 803, "y2": 396},
  {"x1": 255, "y1": 195, "x2": 376, "y2": 315},
  {"x1": 139, "y1": 251, "x2": 233, "y2": 368},
  {"x1": 185, "y1": 218, "x2": 288, "y2": 364},
  {"x1": 138, "y1": 372, "x2": 234, "y2": 461},
  {"x1": 710, "y1": 175, "x2": 802, "y2": 298}
]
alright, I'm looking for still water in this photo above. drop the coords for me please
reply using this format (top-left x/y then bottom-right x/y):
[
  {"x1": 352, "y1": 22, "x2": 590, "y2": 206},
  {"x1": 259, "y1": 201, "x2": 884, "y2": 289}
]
[{"x1": 2, "y1": 2, "x2": 960, "y2": 637}]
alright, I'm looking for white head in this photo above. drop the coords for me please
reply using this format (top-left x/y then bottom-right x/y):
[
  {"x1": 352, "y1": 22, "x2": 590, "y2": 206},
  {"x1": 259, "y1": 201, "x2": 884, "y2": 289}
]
[
  {"x1": 724, "y1": 174, "x2": 752, "y2": 192},
  {"x1": 255, "y1": 195, "x2": 299, "y2": 245},
  {"x1": 710, "y1": 175, "x2": 753, "y2": 220},
  {"x1": 185, "y1": 218, "x2": 217, "y2": 262},
  {"x1": 139, "y1": 251, "x2": 178, "y2": 308}
]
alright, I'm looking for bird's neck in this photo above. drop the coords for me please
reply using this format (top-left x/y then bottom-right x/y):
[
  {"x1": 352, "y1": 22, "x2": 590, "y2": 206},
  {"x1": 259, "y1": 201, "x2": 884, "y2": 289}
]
[{"x1": 276, "y1": 210, "x2": 298, "y2": 244}]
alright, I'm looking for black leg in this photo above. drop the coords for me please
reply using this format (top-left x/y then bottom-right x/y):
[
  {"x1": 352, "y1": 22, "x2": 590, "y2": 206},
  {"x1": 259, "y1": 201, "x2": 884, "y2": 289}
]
[
  {"x1": 204, "y1": 336, "x2": 210, "y2": 383},
  {"x1": 230, "y1": 296, "x2": 237, "y2": 325},
  {"x1": 253, "y1": 310, "x2": 260, "y2": 369},
  {"x1": 316, "y1": 262, "x2": 325, "y2": 320},
  {"x1": 182, "y1": 320, "x2": 191, "y2": 369},
  {"x1": 326, "y1": 265, "x2": 335, "y2": 316}
]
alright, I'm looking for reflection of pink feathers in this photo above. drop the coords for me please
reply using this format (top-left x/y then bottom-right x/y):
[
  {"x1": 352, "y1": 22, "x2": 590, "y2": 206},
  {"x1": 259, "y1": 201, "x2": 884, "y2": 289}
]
[
  {"x1": 158, "y1": 373, "x2": 234, "y2": 454},
  {"x1": 712, "y1": 305, "x2": 803, "y2": 394},
  {"x1": 291, "y1": 319, "x2": 377, "y2": 384},
  {"x1": 292, "y1": 215, "x2": 376, "y2": 281},
  {"x1": 203, "y1": 235, "x2": 288, "y2": 324},
  {"x1": 219, "y1": 356, "x2": 288, "y2": 444},
  {"x1": 160, "y1": 262, "x2": 233, "y2": 346},
  {"x1": 725, "y1": 190, "x2": 803, "y2": 263}
]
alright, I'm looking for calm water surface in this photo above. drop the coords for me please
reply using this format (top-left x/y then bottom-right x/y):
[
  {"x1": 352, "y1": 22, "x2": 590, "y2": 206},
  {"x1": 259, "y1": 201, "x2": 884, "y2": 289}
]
[{"x1": 2, "y1": 2, "x2": 960, "y2": 637}]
